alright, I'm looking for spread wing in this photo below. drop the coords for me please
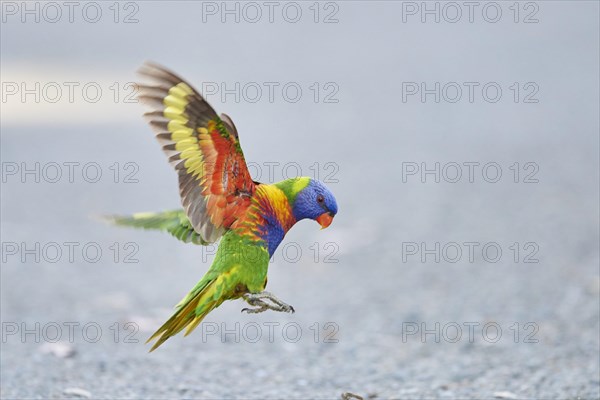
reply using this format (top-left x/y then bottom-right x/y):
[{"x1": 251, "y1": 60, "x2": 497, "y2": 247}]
[{"x1": 137, "y1": 62, "x2": 256, "y2": 243}]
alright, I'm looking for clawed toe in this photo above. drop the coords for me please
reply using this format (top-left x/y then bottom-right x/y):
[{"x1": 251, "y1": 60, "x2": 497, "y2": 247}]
[
  {"x1": 242, "y1": 291, "x2": 295, "y2": 314},
  {"x1": 282, "y1": 304, "x2": 295, "y2": 313}
]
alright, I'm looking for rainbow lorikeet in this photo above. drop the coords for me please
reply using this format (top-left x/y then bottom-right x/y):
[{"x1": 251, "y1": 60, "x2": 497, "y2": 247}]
[{"x1": 109, "y1": 62, "x2": 338, "y2": 351}]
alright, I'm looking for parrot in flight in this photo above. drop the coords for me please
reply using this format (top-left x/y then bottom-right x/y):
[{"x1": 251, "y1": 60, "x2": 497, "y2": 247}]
[{"x1": 109, "y1": 62, "x2": 338, "y2": 351}]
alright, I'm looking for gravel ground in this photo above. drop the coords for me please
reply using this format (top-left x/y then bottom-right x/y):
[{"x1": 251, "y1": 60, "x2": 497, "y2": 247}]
[{"x1": 1, "y1": 2, "x2": 599, "y2": 399}]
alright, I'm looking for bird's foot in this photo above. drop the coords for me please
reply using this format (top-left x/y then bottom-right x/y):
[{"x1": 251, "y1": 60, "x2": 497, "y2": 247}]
[{"x1": 241, "y1": 291, "x2": 295, "y2": 314}]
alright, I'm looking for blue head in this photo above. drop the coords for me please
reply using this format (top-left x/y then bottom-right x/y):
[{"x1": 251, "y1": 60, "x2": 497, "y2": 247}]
[{"x1": 284, "y1": 178, "x2": 338, "y2": 229}]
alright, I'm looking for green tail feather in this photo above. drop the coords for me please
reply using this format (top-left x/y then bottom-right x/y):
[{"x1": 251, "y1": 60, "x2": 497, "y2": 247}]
[
  {"x1": 105, "y1": 209, "x2": 209, "y2": 245},
  {"x1": 147, "y1": 276, "x2": 221, "y2": 351}
]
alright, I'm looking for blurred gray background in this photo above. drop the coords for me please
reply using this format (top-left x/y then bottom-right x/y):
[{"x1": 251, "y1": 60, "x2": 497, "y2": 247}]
[{"x1": 1, "y1": 1, "x2": 598, "y2": 399}]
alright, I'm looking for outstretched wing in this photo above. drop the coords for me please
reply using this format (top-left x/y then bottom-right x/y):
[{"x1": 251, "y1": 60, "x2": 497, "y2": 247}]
[{"x1": 137, "y1": 62, "x2": 256, "y2": 243}]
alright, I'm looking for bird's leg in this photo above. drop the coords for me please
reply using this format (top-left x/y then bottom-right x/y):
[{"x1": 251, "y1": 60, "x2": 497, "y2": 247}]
[
  {"x1": 241, "y1": 291, "x2": 295, "y2": 314},
  {"x1": 240, "y1": 295, "x2": 270, "y2": 314}
]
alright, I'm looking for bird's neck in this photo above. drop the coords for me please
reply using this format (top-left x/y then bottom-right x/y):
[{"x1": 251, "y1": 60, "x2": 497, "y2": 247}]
[{"x1": 232, "y1": 184, "x2": 297, "y2": 257}]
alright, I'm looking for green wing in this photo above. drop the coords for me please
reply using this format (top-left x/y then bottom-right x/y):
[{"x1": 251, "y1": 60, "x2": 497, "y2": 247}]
[{"x1": 107, "y1": 210, "x2": 209, "y2": 245}]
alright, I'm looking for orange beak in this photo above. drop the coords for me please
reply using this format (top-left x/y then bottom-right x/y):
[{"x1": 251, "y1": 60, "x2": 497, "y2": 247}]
[{"x1": 316, "y1": 212, "x2": 334, "y2": 229}]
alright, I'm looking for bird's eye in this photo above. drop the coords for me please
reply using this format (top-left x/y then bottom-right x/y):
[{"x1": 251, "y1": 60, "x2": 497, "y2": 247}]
[{"x1": 317, "y1": 194, "x2": 325, "y2": 203}]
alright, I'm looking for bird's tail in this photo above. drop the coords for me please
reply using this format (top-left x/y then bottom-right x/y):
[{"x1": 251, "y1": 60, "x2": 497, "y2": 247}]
[
  {"x1": 102, "y1": 209, "x2": 209, "y2": 245},
  {"x1": 147, "y1": 274, "x2": 226, "y2": 351}
]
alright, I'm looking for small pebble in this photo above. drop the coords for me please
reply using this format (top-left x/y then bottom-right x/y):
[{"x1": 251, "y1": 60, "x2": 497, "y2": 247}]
[
  {"x1": 493, "y1": 391, "x2": 518, "y2": 399},
  {"x1": 63, "y1": 388, "x2": 91, "y2": 398},
  {"x1": 39, "y1": 342, "x2": 75, "y2": 358}
]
